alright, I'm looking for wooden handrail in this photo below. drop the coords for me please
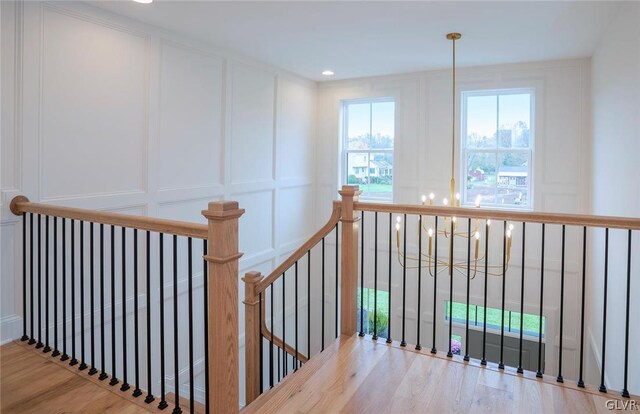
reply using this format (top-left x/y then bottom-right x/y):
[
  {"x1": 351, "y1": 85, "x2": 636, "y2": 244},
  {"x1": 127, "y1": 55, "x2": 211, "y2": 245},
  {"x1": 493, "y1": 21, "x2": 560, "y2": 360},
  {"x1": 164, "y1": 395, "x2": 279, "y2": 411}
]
[
  {"x1": 354, "y1": 201, "x2": 640, "y2": 231},
  {"x1": 260, "y1": 298, "x2": 309, "y2": 363},
  {"x1": 10, "y1": 196, "x2": 208, "y2": 239},
  {"x1": 255, "y1": 201, "x2": 342, "y2": 294}
]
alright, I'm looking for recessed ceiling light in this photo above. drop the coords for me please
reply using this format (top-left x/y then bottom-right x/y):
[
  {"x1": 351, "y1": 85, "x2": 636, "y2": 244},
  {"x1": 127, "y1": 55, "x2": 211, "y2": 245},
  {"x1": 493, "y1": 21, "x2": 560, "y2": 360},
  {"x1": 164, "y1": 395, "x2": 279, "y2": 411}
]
[
  {"x1": 322, "y1": 70, "x2": 334, "y2": 76},
  {"x1": 133, "y1": 0, "x2": 153, "y2": 4}
]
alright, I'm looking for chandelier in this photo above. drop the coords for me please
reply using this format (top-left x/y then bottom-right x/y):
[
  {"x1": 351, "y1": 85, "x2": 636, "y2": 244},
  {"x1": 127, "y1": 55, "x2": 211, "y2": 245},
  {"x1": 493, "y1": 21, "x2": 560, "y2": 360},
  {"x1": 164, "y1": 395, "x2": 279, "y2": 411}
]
[{"x1": 395, "y1": 33, "x2": 513, "y2": 278}]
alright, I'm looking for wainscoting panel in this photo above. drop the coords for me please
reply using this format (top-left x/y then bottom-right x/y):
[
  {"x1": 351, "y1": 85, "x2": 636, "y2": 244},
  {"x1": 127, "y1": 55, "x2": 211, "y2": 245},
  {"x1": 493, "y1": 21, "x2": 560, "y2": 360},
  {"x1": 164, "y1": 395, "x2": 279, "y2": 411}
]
[{"x1": 40, "y1": 4, "x2": 148, "y2": 201}]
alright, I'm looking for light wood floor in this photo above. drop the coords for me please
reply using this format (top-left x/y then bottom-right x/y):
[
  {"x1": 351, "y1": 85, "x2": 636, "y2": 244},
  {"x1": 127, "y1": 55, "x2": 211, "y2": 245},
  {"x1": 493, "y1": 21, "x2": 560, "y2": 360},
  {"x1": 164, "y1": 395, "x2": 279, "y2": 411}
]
[
  {"x1": 0, "y1": 341, "x2": 155, "y2": 414},
  {"x1": 243, "y1": 335, "x2": 638, "y2": 414}
]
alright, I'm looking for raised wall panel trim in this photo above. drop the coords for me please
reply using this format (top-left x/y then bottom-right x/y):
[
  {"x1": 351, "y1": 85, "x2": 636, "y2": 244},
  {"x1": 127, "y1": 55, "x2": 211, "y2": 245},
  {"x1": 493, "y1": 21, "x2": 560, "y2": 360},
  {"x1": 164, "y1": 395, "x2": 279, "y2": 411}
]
[
  {"x1": 39, "y1": 4, "x2": 151, "y2": 200},
  {"x1": 156, "y1": 185, "x2": 225, "y2": 204},
  {"x1": 229, "y1": 180, "x2": 277, "y2": 195}
]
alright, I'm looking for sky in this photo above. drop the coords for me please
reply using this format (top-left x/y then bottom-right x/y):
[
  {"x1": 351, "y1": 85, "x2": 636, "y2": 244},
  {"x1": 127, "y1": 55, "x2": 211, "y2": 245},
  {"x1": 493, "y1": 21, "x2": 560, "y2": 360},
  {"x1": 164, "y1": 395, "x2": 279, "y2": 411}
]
[
  {"x1": 347, "y1": 101, "x2": 395, "y2": 138},
  {"x1": 466, "y1": 93, "x2": 530, "y2": 137},
  {"x1": 346, "y1": 93, "x2": 529, "y2": 140}
]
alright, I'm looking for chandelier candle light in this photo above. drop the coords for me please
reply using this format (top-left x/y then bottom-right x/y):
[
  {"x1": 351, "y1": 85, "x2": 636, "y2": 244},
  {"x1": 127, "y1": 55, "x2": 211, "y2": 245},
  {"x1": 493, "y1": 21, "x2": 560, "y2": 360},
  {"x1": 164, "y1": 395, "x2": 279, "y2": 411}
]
[{"x1": 395, "y1": 33, "x2": 514, "y2": 279}]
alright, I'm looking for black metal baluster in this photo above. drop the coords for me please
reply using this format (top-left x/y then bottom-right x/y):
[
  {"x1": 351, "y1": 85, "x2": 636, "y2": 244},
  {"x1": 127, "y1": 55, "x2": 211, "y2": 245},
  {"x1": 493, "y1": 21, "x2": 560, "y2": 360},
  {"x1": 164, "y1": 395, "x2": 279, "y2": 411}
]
[
  {"x1": 282, "y1": 272, "x2": 286, "y2": 377},
  {"x1": 517, "y1": 222, "x2": 526, "y2": 374},
  {"x1": 447, "y1": 218, "x2": 454, "y2": 358},
  {"x1": 335, "y1": 223, "x2": 338, "y2": 339},
  {"x1": 99, "y1": 224, "x2": 107, "y2": 380},
  {"x1": 145, "y1": 231, "x2": 155, "y2": 404},
  {"x1": 431, "y1": 216, "x2": 438, "y2": 354},
  {"x1": 481, "y1": 220, "x2": 489, "y2": 365},
  {"x1": 374, "y1": 212, "x2": 379, "y2": 342},
  {"x1": 295, "y1": 261, "x2": 299, "y2": 370},
  {"x1": 22, "y1": 212, "x2": 28, "y2": 342},
  {"x1": 498, "y1": 221, "x2": 506, "y2": 369},
  {"x1": 359, "y1": 211, "x2": 365, "y2": 337},
  {"x1": 388, "y1": 213, "x2": 392, "y2": 344},
  {"x1": 52, "y1": 217, "x2": 60, "y2": 357},
  {"x1": 401, "y1": 214, "x2": 407, "y2": 347},
  {"x1": 270, "y1": 283, "x2": 274, "y2": 388},
  {"x1": 61, "y1": 218, "x2": 68, "y2": 360},
  {"x1": 202, "y1": 240, "x2": 208, "y2": 411},
  {"x1": 321, "y1": 237, "x2": 325, "y2": 351},
  {"x1": 109, "y1": 226, "x2": 119, "y2": 386},
  {"x1": 621, "y1": 229, "x2": 632, "y2": 399},
  {"x1": 110, "y1": 225, "x2": 118, "y2": 385},
  {"x1": 577, "y1": 226, "x2": 586, "y2": 388},
  {"x1": 463, "y1": 218, "x2": 470, "y2": 361},
  {"x1": 133, "y1": 229, "x2": 142, "y2": 397},
  {"x1": 172, "y1": 235, "x2": 180, "y2": 414},
  {"x1": 536, "y1": 223, "x2": 545, "y2": 379},
  {"x1": 44, "y1": 216, "x2": 51, "y2": 353},
  {"x1": 29, "y1": 213, "x2": 35, "y2": 345},
  {"x1": 307, "y1": 250, "x2": 311, "y2": 362},
  {"x1": 159, "y1": 233, "x2": 168, "y2": 409},
  {"x1": 89, "y1": 223, "x2": 97, "y2": 375},
  {"x1": 79, "y1": 222, "x2": 87, "y2": 369},
  {"x1": 70, "y1": 219, "x2": 77, "y2": 364},
  {"x1": 557, "y1": 225, "x2": 565, "y2": 383},
  {"x1": 598, "y1": 228, "x2": 609, "y2": 393},
  {"x1": 416, "y1": 215, "x2": 422, "y2": 351},
  {"x1": 121, "y1": 228, "x2": 129, "y2": 391},
  {"x1": 36, "y1": 214, "x2": 43, "y2": 349},
  {"x1": 188, "y1": 238, "x2": 194, "y2": 411}
]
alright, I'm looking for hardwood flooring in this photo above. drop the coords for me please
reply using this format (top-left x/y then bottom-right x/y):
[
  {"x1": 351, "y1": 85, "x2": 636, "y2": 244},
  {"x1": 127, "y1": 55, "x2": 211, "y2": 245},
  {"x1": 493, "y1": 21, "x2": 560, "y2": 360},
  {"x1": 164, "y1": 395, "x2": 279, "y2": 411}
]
[
  {"x1": 243, "y1": 335, "x2": 638, "y2": 414},
  {"x1": 0, "y1": 342, "x2": 154, "y2": 414}
]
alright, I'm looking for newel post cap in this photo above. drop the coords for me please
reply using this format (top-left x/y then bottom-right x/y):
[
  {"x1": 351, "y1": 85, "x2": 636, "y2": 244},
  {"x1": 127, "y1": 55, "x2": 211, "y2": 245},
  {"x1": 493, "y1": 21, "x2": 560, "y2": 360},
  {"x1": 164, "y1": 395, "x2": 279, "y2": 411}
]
[
  {"x1": 339, "y1": 185, "x2": 360, "y2": 198},
  {"x1": 202, "y1": 200, "x2": 245, "y2": 220},
  {"x1": 243, "y1": 271, "x2": 263, "y2": 304},
  {"x1": 242, "y1": 271, "x2": 263, "y2": 284},
  {"x1": 10, "y1": 195, "x2": 29, "y2": 216}
]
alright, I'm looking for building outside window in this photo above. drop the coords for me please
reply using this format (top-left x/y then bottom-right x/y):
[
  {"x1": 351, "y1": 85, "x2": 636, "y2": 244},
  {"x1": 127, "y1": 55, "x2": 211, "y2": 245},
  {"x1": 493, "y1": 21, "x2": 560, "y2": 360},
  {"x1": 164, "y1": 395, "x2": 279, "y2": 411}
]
[
  {"x1": 461, "y1": 89, "x2": 534, "y2": 209},
  {"x1": 342, "y1": 98, "x2": 395, "y2": 201}
]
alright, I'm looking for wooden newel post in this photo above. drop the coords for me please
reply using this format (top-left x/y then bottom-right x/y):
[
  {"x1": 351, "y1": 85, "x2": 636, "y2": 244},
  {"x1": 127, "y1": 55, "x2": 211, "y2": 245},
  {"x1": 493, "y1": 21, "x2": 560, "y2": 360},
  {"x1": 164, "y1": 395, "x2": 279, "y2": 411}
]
[
  {"x1": 243, "y1": 271, "x2": 264, "y2": 405},
  {"x1": 202, "y1": 201, "x2": 245, "y2": 414},
  {"x1": 339, "y1": 185, "x2": 360, "y2": 336}
]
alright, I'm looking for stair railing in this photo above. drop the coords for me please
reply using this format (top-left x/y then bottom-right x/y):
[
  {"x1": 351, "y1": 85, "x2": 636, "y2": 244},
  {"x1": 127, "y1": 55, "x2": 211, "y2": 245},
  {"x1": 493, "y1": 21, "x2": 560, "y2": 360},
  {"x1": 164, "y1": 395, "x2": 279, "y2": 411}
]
[
  {"x1": 352, "y1": 192, "x2": 640, "y2": 398},
  {"x1": 243, "y1": 184, "x2": 640, "y2": 407},
  {"x1": 242, "y1": 195, "x2": 347, "y2": 404},
  {"x1": 10, "y1": 196, "x2": 244, "y2": 413}
]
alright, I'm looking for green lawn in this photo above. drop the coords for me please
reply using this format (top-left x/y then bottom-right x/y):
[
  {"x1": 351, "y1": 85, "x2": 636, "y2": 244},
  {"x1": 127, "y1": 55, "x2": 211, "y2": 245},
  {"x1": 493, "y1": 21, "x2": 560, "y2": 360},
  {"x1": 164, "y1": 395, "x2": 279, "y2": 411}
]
[
  {"x1": 356, "y1": 289, "x2": 544, "y2": 338},
  {"x1": 360, "y1": 183, "x2": 392, "y2": 194},
  {"x1": 447, "y1": 301, "x2": 544, "y2": 337}
]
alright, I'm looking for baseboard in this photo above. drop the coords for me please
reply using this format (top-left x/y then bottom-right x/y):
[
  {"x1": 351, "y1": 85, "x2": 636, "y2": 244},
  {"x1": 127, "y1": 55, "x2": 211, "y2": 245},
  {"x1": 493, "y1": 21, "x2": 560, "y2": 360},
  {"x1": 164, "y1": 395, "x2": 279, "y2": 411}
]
[{"x1": 0, "y1": 315, "x2": 21, "y2": 345}]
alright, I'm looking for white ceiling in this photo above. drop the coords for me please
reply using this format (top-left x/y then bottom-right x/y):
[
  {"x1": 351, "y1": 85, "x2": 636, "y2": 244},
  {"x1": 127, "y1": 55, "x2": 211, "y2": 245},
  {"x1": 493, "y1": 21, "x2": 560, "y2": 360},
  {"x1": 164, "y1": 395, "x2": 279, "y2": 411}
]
[{"x1": 91, "y1": 1, "x2": 620, "y2": 81}]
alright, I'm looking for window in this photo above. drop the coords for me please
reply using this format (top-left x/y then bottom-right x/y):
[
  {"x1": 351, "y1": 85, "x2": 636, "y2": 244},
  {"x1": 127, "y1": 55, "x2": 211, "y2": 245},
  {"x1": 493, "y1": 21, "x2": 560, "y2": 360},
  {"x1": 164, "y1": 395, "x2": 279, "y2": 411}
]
[
  {"x1": 357, "y1": 287, "x2": 390, "y2": 337},
  {"x1": 342, "y1": 99, "x2": 395, "y2": 201},
  {"x1": 461, "y1": 90, "x2": 534, "y2": 209},
  {"x1": 445, "y1": 300, "x2": 545, "y2": 339}
]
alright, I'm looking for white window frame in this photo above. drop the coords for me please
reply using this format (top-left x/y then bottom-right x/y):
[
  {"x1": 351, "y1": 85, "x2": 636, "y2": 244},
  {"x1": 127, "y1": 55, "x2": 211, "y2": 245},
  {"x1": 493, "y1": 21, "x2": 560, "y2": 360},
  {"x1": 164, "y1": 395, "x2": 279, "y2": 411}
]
[
  {"x1": 460, "y1": 88, "x2": 535, "y2": 210},
  {"x1": 341, "y1": 97, "x2": 395, "y2": 202}
]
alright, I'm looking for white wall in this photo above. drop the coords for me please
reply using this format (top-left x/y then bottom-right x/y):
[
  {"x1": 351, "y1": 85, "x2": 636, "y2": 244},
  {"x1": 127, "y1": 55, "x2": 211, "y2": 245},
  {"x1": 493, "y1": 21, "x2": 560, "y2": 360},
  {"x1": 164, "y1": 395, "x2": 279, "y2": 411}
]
[
  {"x1": 315, "y1": 58, "x2": 592, "y2": 381},
  {"x1": 587, "y1": 1, "x2": 640, "y2": 394},
  {"x1": 0, "y1": 0, "x2": 316, "y2": 404}
]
